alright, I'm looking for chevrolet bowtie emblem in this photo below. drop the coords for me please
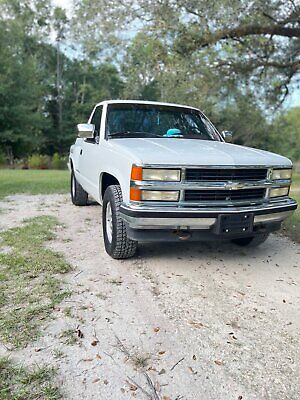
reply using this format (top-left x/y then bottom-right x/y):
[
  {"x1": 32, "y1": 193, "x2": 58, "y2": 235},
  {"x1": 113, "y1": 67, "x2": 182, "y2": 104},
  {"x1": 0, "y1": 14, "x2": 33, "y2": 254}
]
[{"x1": 225, "y1": 182, "x2": 244, "y2": 190}]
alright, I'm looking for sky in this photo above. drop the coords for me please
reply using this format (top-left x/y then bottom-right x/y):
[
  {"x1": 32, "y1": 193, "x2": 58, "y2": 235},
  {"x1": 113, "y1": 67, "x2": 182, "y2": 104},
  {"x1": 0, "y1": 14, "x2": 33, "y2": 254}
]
[{"x1": 53, "y1": 0, "x2": 300, "y2": 108}]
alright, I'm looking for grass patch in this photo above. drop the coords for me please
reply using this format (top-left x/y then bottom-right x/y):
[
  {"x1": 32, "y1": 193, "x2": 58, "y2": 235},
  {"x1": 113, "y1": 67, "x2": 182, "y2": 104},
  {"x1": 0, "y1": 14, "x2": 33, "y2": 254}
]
[
  {"x1": 0, "y1": 216, "x2": 72, "y2": 348},
  {"x1": 282, "y1": 190, "x2": 300, "y2": 242},
  {"x1": 0, "y1": 169, "x2": 69, "y2": 199},
  {"x1": 59, "y1": 329, "x2": 78, "y2": 346},
  {"x1": 292, "y1": 171, "x2": 300, "y2": 187},
  {"x1": 0, "y1": 357, "x2": 61, "y2": 400}
]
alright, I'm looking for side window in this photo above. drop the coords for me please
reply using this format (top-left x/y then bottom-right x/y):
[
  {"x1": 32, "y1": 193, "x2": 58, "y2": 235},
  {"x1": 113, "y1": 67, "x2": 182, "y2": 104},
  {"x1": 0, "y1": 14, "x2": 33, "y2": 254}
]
[{"x1": 90, "y1": 106, "x2": 103, "y2": 139}]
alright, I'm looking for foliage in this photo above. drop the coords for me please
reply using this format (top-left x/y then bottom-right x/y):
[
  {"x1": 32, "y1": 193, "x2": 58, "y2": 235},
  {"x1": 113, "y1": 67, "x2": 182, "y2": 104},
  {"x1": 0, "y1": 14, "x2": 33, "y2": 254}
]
[
  {"x1": 28, "y1": 154, "x2": 50, "y2": 169},
  {"x1": 0, "y1": 216, "x2": 71, "y2": 348},
  {"x1": 0, "y1": 357, "x2": 62, "y2": 399},
  {"x1": 0, "y1": 0, "x2": 299, "y2": 163},
  {"x1": 51, "y1": 152, "x2": 67, "y2": 169},
  {"x1": 0, "y1": 152, "x2": 5, "y2": 165},
  {"x1": 268, "y1": 107, "x2": 300, "y2": 161},
  {"x1": 73, "y1": 0, "x2": 300, "y2": 105},
  {"x1": 0, "y1": 170, "x2": 69, "y2": 199}
]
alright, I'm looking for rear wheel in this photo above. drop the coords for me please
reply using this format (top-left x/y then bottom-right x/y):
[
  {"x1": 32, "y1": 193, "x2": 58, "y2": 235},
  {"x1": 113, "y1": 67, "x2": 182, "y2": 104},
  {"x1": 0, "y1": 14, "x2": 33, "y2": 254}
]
[
  {"x1": 232, "y1": 233, "x2": 269, "y2": 247},
  {"x1": 71, "y1": 170, "x2": 88, "y2": 206},
  {"x1": 102, "y1": 185, "x2": 137, "y2": 259}
]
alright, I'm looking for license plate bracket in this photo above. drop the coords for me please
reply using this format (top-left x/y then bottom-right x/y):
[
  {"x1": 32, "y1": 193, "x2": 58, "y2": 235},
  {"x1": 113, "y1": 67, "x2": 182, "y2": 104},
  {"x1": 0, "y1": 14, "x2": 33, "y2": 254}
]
[{"x1": 214, "y1": 213, "x2": 254, "y2": 236}]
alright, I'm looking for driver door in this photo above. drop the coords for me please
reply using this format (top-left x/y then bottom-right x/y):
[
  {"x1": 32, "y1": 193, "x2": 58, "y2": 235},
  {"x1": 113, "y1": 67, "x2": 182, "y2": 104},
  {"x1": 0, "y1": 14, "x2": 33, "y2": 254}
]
[{"x1": 78, "y1": 105, "x2": 102, "y2": 199}]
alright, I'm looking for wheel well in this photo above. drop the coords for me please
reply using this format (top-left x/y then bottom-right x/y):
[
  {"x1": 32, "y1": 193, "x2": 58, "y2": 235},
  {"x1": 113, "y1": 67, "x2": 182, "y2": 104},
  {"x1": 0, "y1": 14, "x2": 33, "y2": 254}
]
[{"x1": 101, "y1": 173, "x2": 120, "y2": 200}]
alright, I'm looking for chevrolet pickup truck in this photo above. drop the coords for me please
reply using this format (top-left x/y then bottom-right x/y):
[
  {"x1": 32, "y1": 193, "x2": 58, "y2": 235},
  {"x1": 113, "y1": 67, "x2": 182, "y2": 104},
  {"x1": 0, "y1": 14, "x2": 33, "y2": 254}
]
[{"x1": 69, "y1": 100, "x2": 297, "y2": 259}]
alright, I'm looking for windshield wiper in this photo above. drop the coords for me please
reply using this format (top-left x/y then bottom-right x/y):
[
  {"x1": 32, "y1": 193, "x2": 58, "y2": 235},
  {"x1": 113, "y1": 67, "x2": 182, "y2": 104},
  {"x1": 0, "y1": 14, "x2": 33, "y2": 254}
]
[{"x1": 108, "y1": 131, "x2": 162, "y2": 138}]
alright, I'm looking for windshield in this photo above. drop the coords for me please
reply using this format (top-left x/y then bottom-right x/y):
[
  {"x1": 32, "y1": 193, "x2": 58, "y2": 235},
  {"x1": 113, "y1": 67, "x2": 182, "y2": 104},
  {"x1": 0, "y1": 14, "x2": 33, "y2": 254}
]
[{"x1": 106, "y1": 103, "x2": 221, "y2": 141}]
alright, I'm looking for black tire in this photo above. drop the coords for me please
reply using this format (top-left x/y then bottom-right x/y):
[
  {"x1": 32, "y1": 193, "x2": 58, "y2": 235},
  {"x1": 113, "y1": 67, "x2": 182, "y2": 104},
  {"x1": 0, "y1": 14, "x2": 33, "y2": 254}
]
[
  {"x1": 232, "y1": 233, "x2": 270, "y2": 247},
  {"x1": 102, "y1": 185, "x2": 137, "y2": 259},
  {"x1": 71, "y1": 170, "x2": 88, "y2": 206}
]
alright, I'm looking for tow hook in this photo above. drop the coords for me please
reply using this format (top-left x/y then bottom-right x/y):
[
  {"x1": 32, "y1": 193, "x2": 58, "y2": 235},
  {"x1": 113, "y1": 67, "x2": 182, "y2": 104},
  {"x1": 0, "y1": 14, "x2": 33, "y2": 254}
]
[{"x1": 174, "y1": 229, "x2": 191, "y2": 240}]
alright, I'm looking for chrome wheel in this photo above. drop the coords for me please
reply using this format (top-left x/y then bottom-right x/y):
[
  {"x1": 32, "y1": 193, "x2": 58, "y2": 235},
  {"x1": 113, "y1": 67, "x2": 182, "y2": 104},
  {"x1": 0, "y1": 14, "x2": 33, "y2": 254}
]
[{"x1": 106, "y1": 202, "x2": 113, "y2": 242}]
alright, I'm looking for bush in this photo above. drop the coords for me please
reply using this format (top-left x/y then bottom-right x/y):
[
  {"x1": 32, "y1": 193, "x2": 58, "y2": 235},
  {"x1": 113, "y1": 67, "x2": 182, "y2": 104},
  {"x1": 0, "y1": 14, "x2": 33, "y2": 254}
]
[
  {"x1": 28, "y1": 154, "x2": 50, "y2": 169},
  {"x1": 0, "y1": 151, "x2": 6, "y2": 166},
  {"x1": 51, "y1": 153, "x2": 67, "y2": 170}
]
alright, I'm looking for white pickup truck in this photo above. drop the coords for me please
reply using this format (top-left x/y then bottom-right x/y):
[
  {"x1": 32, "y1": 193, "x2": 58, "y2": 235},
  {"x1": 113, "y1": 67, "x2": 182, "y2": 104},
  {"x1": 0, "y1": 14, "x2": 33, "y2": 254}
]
[{"x1": 69, "y1": 100, "x2": 297, "y2": 259}]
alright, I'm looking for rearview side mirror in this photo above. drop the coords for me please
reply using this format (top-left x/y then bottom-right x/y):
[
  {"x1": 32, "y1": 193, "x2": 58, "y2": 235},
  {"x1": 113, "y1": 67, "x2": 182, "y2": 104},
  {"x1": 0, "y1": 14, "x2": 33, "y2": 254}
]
[
  {"x1": 77, "y1": 123, "x2": 95, "y2": 139},
  {"x1": 221, "y1": 130, "x2": 233, "y2": 143}
]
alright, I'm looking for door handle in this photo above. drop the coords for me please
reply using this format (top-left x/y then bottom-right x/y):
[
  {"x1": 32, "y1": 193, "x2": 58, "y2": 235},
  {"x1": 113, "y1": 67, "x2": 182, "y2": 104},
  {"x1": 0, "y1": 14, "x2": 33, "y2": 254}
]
[{"x1": 80, "y1": 149, "x2": 83, "y2": 155}]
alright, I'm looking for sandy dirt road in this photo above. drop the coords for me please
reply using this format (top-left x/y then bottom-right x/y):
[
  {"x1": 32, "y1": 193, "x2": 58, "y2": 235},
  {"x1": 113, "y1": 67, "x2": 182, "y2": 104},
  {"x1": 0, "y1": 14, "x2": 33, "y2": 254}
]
[{"x1": 0, "y1": 194, "x2": 299, "y2": 400}]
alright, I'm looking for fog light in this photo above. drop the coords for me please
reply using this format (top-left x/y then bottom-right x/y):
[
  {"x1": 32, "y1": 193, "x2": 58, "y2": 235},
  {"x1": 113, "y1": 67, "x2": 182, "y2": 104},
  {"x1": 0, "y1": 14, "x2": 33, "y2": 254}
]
[
  {"x1": 141, "y1": 190, "x2": 179, "y2": 201},
  {"x1": 269, "y1": 187, "x2": 289, "y2": 198}
]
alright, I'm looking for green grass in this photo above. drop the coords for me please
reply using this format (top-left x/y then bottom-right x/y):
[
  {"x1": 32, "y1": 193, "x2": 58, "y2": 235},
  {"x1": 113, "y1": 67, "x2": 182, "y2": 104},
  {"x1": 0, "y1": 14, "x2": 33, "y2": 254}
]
[
  {"x1": 292, "y1": 171, "x2": 300, "y2": 187},
  {"x1": 0, "y1": 357, "x2": 61, "y2": 400},
  {"x1": 0, "y1": 169, "x2": 69, "y2": 199},
  {"x1": 282, "y1": 190, "x2": 300, "y2": 242},
  {"x1": 0, "y1": 216, "x2": 72, "y2": 348}
]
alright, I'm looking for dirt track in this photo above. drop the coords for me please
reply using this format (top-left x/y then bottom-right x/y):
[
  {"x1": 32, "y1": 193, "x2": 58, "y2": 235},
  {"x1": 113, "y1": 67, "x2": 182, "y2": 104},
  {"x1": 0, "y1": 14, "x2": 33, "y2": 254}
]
[{"x1": 0, "y1": 194, "x2": 300, "y2": 400}]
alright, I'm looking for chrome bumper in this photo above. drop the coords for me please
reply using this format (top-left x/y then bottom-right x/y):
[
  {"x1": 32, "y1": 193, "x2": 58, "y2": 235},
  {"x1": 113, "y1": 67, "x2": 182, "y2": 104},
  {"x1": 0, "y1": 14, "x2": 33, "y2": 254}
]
[{"x1": 120, "y1": 199, "x2": 297, "y2": 230}]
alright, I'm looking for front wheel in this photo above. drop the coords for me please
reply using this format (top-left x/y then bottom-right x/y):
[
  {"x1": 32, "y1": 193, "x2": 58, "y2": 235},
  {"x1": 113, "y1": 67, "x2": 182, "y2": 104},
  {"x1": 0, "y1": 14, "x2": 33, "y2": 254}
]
[
  {"x1": 232, "y1": 233, "x2": 270, "y2": 247},
  {"x1": 71, "y1": 170, "x2": 88, "y2": 206},
  {"x1": 102, "y1": 185, "x2": 137, "y2": 259}
]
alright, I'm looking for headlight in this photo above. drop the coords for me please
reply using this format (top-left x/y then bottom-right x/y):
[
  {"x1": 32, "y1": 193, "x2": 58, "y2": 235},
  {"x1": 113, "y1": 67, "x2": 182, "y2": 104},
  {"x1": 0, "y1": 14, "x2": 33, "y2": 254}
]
[
  {"x1": 141, "y1": 190, "x2": 179, "y2": 201},
  {"x1": 142, "y1": 168, "x2": 181, "y2": 181},
  {"x1": 131, "y1": 166, "x2": 181, "y2": 181},
  {"x1": 272, "y1": 169, "x2": 292, "y2": 180},
  {"x1": 269, "y1": 187, "x2": 290, "y2": 198}
]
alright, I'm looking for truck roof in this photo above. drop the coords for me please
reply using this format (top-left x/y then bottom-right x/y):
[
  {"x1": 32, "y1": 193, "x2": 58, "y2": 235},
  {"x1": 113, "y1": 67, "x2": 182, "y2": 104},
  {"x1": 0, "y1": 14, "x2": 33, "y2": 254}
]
[{"x1": 95, "y1": 99, "x2": 200, "y2": 111}]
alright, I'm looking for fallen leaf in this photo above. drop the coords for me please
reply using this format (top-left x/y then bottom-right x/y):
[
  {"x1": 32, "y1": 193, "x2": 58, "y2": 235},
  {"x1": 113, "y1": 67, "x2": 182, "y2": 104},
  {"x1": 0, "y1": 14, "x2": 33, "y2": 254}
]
[
  {"x1": 126, "y1": 381, "x2": 137, "y2": 391},
  {"x1": 158, "y1": 368, "x2": 166, "y2": 375},
  {"x1": 188, "y1": 320, "x2": 206, "y2": 328},
  {"x1": 214, "y1": 360, "x2": 224, "y2": 366},
  {"x1": 188, "y1": 366, "x2": 197, "y2": 375},
  {"x1": 96, "y1": 353, "x2": 102, "y2": 359},
  {"x1": 154, "y1": 327, "x2": 160, "y2": 333},
  {"x1": 158, "y1": 351, "x2": 166, "y2": 355},
  {"x1": 103, "y1": 379, "x2": 109, "y2": 385},
  {"x1": 92, "y1": 378, "x2": 100, "y2": 383},
  {"x1": 192, "y1": 355, "x2": 197, "y2": 360},
  {"x1": 91, "y1": 340, "x2": 99, "y2": 346},
  {"x1": 83, "y1": 358, "x2": 93, "y2": 362}
]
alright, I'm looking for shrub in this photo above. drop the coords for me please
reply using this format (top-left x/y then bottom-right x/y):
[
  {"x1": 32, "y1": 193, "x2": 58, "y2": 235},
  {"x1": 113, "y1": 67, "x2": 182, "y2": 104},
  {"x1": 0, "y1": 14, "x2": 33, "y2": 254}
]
[
  {"x1": 0, "y1": 151, "x2": 6, "y2": 166},
  {"x1": 28, "y1": 154, "x2": 50, "y2": 169},
  {"x1": 51, "y1": 153, "x2": 67, "y2": 170}
]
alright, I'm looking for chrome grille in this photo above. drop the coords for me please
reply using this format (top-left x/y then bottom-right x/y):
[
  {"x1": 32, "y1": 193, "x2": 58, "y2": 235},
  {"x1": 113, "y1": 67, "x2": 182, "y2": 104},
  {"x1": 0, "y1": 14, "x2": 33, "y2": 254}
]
[
  {"x1": 185, "y1": 168, "x2": 268, "y2": 182},
  {"x1": 184, "y1": 189, "x2": 266, "y2": 202}
]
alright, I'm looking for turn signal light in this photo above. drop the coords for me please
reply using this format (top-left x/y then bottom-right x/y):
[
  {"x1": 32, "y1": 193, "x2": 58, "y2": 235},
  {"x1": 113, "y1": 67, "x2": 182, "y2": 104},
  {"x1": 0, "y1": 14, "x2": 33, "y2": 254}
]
[
  {"x1": 130, "y1": 187, "x2": 141, "y2": 201},
  {"x1": 131, "y1": 166, "x2": 143, "y2": 181}
]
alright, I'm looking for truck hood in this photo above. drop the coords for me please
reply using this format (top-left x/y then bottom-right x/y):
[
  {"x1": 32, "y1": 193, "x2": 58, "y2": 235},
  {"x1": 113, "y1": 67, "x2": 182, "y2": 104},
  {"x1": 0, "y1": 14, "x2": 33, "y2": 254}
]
[{"x1": 110, "y1": 138, "x2": 291, "y2": 167}]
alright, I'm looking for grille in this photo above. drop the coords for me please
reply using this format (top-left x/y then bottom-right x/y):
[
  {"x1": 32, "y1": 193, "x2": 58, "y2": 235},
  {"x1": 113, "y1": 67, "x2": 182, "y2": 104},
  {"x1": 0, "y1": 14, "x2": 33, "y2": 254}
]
[
  {"x1": 184, "y1": 188, "x2": 266, "y2": 202},
  {"x1": 185, "y1": 168, "x2": 268, "y2": 182}
]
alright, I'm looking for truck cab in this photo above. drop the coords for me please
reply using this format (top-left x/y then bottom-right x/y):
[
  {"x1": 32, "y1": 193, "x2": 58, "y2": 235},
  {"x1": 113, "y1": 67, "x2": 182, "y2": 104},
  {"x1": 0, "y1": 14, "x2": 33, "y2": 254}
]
[{"x1": 69, "y1": 100, "x2": 297, "y2": 259}]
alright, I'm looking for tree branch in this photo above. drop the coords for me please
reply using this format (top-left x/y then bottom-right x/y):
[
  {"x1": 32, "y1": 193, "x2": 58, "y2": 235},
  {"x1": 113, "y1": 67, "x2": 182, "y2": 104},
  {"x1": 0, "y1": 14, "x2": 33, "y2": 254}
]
[{"x1": 191, "y1": 24, "x2": 300, "y2": 49}]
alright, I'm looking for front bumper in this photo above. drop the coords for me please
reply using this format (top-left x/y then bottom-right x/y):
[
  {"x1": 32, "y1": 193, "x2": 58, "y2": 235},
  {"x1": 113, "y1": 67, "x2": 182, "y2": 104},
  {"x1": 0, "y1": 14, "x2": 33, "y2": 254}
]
[{"x1": 120, "y1": 198, "x2": 297, "y2": 241}]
